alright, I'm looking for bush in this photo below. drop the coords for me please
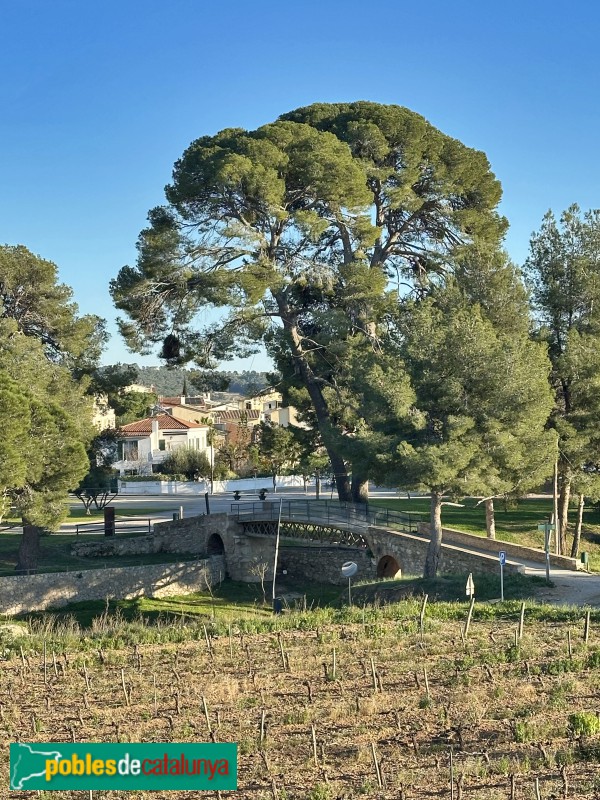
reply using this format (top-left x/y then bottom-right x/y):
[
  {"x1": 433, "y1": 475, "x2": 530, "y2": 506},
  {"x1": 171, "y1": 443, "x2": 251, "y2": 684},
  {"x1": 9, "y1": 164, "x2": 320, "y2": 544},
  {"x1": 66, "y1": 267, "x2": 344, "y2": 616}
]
[
  {"x1": 158, "y1": 447, "x2": 211, "y2": 481},
  {"x1": 568, "y1": 712, "x2": 600, "y2": 737}
]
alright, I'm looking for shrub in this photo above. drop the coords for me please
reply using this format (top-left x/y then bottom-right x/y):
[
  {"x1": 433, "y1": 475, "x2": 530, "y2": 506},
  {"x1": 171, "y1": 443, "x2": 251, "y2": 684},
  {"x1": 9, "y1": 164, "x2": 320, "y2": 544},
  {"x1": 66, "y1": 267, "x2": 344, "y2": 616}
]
[
  {"x1": 568, "y1": 712, "x2": 600, "y2": 737},
  {"x1": 159, "y1": 447, "x2": 211, "y2": 481}
]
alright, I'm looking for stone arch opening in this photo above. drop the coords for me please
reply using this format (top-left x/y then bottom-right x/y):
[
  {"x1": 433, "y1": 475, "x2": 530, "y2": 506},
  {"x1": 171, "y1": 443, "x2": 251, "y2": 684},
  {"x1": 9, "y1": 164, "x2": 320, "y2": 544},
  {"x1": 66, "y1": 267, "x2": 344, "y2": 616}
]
[
  {"x1": 207, "y1": 533, "x2": 225, "y2": 556},
  {"x1": 376, "y1": 554, "x2": 401, "y2": 579}
]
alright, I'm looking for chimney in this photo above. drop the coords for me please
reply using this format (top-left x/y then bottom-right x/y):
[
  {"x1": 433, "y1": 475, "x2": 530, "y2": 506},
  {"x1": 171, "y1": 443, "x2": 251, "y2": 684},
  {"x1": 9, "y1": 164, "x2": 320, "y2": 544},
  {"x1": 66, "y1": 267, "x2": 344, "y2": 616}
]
[{"x1": 151, "y1": 418, "x2": 159, "y2": 450}]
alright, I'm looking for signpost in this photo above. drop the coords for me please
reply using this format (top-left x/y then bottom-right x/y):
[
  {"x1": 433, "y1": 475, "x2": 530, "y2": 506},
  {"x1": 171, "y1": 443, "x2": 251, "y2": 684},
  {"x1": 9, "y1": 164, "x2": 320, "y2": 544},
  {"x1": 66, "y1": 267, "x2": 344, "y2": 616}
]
[
  {"x1": 341, "y1": 561, "x2": 358, "y2": 606},
  {"x1": 498, "y1": 550, "x2": 506, "y2": 601},
  {"x1": 537, "y1": 522, "x2": 555, "y2": 585}
]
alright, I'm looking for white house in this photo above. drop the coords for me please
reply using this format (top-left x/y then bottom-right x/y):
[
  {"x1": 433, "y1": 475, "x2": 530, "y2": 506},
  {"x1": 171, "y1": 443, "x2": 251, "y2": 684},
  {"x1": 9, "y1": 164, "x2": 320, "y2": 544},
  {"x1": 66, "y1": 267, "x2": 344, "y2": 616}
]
[{"x1": 113, "y1": 413, "x2": 210, "y2": 476}]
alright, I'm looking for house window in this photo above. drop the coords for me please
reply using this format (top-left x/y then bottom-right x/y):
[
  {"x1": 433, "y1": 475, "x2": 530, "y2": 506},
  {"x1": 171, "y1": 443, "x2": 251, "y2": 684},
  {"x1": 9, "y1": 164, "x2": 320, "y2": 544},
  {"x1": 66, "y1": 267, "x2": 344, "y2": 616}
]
[
  {"x1": 123, "y1": 441, "x2": 139, "y2": 461},
  {"x1": 158, "y1": 440, "x2": 165, "y2": 451},
  {"x1": 245, "y1": 402, "x2": 252, "y2": 410}
]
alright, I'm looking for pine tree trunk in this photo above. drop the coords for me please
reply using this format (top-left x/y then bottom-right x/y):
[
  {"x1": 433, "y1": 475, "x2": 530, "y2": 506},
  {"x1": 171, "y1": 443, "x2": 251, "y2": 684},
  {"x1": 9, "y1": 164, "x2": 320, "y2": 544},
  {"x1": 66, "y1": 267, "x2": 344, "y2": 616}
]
[
  {"x1": 351, "y1": 472, "x2": 369, "y2": 505},
  {"x1": 558, "y1": 478, "x2": 571, "y2": 555},
  {"x1": 485, "y1": 498, "x2": 496, "y2": 539},
  {"x1": 15, "y1": 524, "x2": 42, "y2": 573},
  {"x1": 274, "y1": 292, "x2": 352, "y2": 502},
  {"x1": 553, "y1": 459, "x2": 559, "y2": 551},
  {"x1": 424, "y1": 491, "x2": 443, "y2": 579},
  {"x1": 571, "y1": 493, "x2": 585, "y2": 559}
]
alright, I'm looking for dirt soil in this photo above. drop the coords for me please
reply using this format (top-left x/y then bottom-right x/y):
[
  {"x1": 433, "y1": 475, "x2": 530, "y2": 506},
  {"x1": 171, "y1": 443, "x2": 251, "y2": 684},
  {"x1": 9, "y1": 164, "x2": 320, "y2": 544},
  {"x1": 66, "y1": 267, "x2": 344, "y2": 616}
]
[{"x1": 2, "y1": 610, "x2": 600, "y2": 798}]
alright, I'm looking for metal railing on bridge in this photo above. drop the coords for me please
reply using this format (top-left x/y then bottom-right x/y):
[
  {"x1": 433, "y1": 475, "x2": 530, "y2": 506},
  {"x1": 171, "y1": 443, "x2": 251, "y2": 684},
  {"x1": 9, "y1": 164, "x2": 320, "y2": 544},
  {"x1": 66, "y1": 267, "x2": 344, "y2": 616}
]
[
  {"x1": 230, "y1": 499, "x2": 426, "y2": 535},
  {"x1": 70, "y1": 516, "x2": 154, "y2": 536}
]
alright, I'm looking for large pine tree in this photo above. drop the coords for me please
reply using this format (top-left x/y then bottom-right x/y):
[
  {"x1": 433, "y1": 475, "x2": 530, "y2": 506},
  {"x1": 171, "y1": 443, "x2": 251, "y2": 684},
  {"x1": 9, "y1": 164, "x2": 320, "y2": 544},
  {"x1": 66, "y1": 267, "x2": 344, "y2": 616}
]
[
  {"x1": 111, "y1": 102, "x2": 505, "y2": 503},
  {"x1": 525, "y1": 206, "x2": 600, "y2": 555}
]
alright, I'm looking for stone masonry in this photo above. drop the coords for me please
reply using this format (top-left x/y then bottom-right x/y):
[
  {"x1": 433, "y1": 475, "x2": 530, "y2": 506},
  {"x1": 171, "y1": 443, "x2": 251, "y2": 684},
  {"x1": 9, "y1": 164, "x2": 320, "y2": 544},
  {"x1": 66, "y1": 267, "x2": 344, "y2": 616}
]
[{"x1": 0, "y1": 557, "x2": 225, "y2": 616}]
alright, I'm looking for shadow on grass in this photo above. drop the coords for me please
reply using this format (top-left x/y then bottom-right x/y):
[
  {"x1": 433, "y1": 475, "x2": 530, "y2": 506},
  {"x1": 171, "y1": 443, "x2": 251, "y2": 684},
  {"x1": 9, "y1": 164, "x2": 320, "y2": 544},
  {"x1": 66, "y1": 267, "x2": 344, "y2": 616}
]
[
  {"x1": 352, "y1": 572, "x2": 548, "y2": 606},
  {"x1": 20, "y1": 578, "x2": 345, "y2": 629}
]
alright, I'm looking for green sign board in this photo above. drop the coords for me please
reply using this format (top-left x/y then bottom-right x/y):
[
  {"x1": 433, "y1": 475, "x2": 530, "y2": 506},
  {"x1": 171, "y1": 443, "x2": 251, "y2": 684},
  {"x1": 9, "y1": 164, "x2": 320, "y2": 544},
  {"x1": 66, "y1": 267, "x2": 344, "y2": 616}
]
[{"x1": 10, "y1": 742, "x2": 237, "y2": 791}]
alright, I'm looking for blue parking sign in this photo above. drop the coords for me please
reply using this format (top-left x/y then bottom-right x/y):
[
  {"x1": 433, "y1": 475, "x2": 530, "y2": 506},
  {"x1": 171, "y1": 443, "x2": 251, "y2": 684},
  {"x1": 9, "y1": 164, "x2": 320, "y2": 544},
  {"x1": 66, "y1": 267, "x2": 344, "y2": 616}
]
[{"x1": 499, "y1": 550, "x2": 506, "y2": 566}]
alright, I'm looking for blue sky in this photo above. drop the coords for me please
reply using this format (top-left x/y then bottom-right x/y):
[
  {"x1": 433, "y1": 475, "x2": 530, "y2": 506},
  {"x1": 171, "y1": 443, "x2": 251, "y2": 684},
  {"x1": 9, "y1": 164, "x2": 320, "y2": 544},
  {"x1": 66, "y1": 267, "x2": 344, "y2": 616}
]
[{"x1": 2, "y1": 0, "x2": 599, "y2": 371}]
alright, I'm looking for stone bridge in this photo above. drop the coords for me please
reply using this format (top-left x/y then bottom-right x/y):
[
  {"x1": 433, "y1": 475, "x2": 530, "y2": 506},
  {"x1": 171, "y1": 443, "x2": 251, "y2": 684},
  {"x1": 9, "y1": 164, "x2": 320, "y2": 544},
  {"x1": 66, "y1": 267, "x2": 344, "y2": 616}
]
[{"x1": 147, "y1": 500, "x2": 525, "y2": 586}]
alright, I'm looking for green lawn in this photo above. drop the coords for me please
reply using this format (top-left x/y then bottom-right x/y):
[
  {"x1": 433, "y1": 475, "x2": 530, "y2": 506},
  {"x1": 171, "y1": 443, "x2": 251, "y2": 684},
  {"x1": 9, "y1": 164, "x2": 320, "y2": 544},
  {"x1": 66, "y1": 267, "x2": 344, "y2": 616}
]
[
  {"x1": 0, "y1": 532, "x2": 194, "y2": 576},
  {"x1": 15, "y1": 572, "x2": 547, "y2": 630},
  {"x1": 19, "y1": 578, "x2": 344, "y2": 628},
  {"x1": 371, "y1": 496, "x2": 600, "y2": 569}
]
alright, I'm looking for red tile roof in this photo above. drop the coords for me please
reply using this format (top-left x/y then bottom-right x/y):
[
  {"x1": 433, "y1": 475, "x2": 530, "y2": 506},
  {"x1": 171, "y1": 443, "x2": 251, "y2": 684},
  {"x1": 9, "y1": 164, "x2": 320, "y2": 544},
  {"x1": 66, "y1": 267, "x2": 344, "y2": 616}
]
[{"x1": 118, "y1": 413, "x2": 207, "y2": 436}]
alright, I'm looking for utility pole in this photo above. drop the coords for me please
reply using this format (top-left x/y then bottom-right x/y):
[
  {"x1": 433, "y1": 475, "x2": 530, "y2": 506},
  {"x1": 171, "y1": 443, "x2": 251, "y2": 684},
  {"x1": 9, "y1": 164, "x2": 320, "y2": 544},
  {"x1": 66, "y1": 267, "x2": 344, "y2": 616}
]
[{"x1": 271, "y1": 498, "x2": 283, "y2": 608}]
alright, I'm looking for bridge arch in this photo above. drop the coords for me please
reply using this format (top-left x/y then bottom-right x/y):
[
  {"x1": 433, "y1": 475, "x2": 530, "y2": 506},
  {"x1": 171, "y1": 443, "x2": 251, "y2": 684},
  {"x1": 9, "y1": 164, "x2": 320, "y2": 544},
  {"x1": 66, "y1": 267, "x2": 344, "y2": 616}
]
[
  {"x1": 207, "y1": 533, "x2": 225, "y2": 556},
  {"x1": 376, "y1": 554, "x2": 401, "y2": 578}
]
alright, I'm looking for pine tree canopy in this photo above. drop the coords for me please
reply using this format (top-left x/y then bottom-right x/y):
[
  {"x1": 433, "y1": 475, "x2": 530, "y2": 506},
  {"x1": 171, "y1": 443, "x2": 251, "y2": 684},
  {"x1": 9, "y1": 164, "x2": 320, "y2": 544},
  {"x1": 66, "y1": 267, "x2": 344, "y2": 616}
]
[{"x1": 110, "y1": 102, "x2": 506, "y2": 502}]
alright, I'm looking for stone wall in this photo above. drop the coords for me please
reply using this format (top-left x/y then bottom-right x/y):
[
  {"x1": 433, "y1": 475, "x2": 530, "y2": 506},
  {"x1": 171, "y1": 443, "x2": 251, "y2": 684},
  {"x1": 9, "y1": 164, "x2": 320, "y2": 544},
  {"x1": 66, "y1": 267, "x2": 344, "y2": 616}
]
[
  {"x1": 416, "y1": 523, "x2": 580, "y2": 570},
  {"x1": 278, "y1": 545, "x2": 372, "y2": 585},
  {"x1": 367, "y1": 527, "x2": 521, "y2": 577},
  {"x1": 71, "y1": 513, "x2": 241, "y2": 560},
  {"x1": 0, "y1": 557, "x2": 225, "y2": 616}
]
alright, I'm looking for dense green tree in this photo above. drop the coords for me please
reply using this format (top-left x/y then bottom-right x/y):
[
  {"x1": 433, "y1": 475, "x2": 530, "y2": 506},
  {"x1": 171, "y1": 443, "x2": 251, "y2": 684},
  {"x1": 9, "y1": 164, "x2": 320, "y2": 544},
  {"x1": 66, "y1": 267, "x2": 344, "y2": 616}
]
[
  {"x1": 0, "y1": 322, "x2": 91, "y2": 570},
  {"x1": 0, "y1": 245, "x2": 103, "y2": 569},
  {"x1": 159, "y1": 446, "x2": 211, "y2": 481},
  {"x1": 90, "y1": 363, "x2": 139, "y2": 397},
  {"x1": 452, "y1": 247, "x2": 555, "y2": 537},
  {"x1": 0, "y1": 371, "x2": 31, "y2": 520},
  {"x1": 110, "y1": 102, "x2": 505, "y2": 502},
  {"x1": 357, "y1": 278, "x2": 554, "y2": 577},
  {"x1": 0, "y1": 244, "x2": 105, "y2": 369},
  {"x1": 525, "y1": 205, "x2": 600, "y2": 555},
  {"x1": 112, "y1": 390, "x2": 158, "y2": 426},
  {"x1": 252, "y1": 421, "x2": 303, "y2": 486}
]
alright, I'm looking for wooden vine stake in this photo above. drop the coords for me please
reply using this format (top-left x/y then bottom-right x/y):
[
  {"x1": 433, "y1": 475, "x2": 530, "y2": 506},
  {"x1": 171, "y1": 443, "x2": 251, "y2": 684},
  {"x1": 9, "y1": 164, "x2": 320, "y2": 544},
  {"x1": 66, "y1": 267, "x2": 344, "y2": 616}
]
[
  {"x1": 203, "y1": 625, "x2": 214, "y2": 660},
  {"x1": 120, "y1": 669, "x2": 130, "y2": 707},
  {"x1": 423, "y1": 666, "x2": 430, "y2": 701},
  {"x1": 83, "y1": 661, "x2": 91, "y2": 691},
  {"x1": 332, "y1": 648, "x2": 337, "y2": 680},
  {"x1": 584, "y1": 610, "x2": 591, "y2": 643},
  {"x1": 277, "y1": 632, "x2": 286, "y2": 670},
  {"x1": 43, "y1": 640, "x2": 48, "y2": 685},
  {"x1": 419, "y1": 593, "x2": 428, "y2": 639},
  {"x1": 260, "y1": 709, "x2": 267, "y2": 746},
  {"x1": 202, "y1": 696, "x2": 212, "y2": 735},
  {"x1": 370, "y1": 657, "x2": 380, "y2": 691},
  {"x1": 370, "y1": 742, "x2": 383, "y2": 788},
  {"x1": 518, "y1": 602, "x2": 525, "y2": 640},
  {"x1": 567, "y1": 628, "x2": 573, "y2": 659},
  {"x1": 463, "y1": 596, "x2": 475, "y2": 639},
  {"x1": 311, "y1": 725, "x2": 318, "y2": 766},
  {"x1": 534, "y1": 776, "x2": 541, "y2": 800}
]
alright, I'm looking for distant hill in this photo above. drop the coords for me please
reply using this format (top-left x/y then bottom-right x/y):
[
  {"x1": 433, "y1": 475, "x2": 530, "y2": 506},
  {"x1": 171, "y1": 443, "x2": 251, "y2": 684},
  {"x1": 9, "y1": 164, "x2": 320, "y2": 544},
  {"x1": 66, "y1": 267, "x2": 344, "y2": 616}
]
[{"x1": 130, "y1": 365, "x2": 271, "y2": 397}]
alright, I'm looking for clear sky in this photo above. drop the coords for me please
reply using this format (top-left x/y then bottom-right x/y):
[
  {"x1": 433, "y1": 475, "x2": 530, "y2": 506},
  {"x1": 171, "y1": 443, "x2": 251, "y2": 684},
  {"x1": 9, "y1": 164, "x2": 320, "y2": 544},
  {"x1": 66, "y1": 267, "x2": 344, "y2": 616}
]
[{"x1": 2, "y1": 0, "x2": 599, "y2": 371}]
